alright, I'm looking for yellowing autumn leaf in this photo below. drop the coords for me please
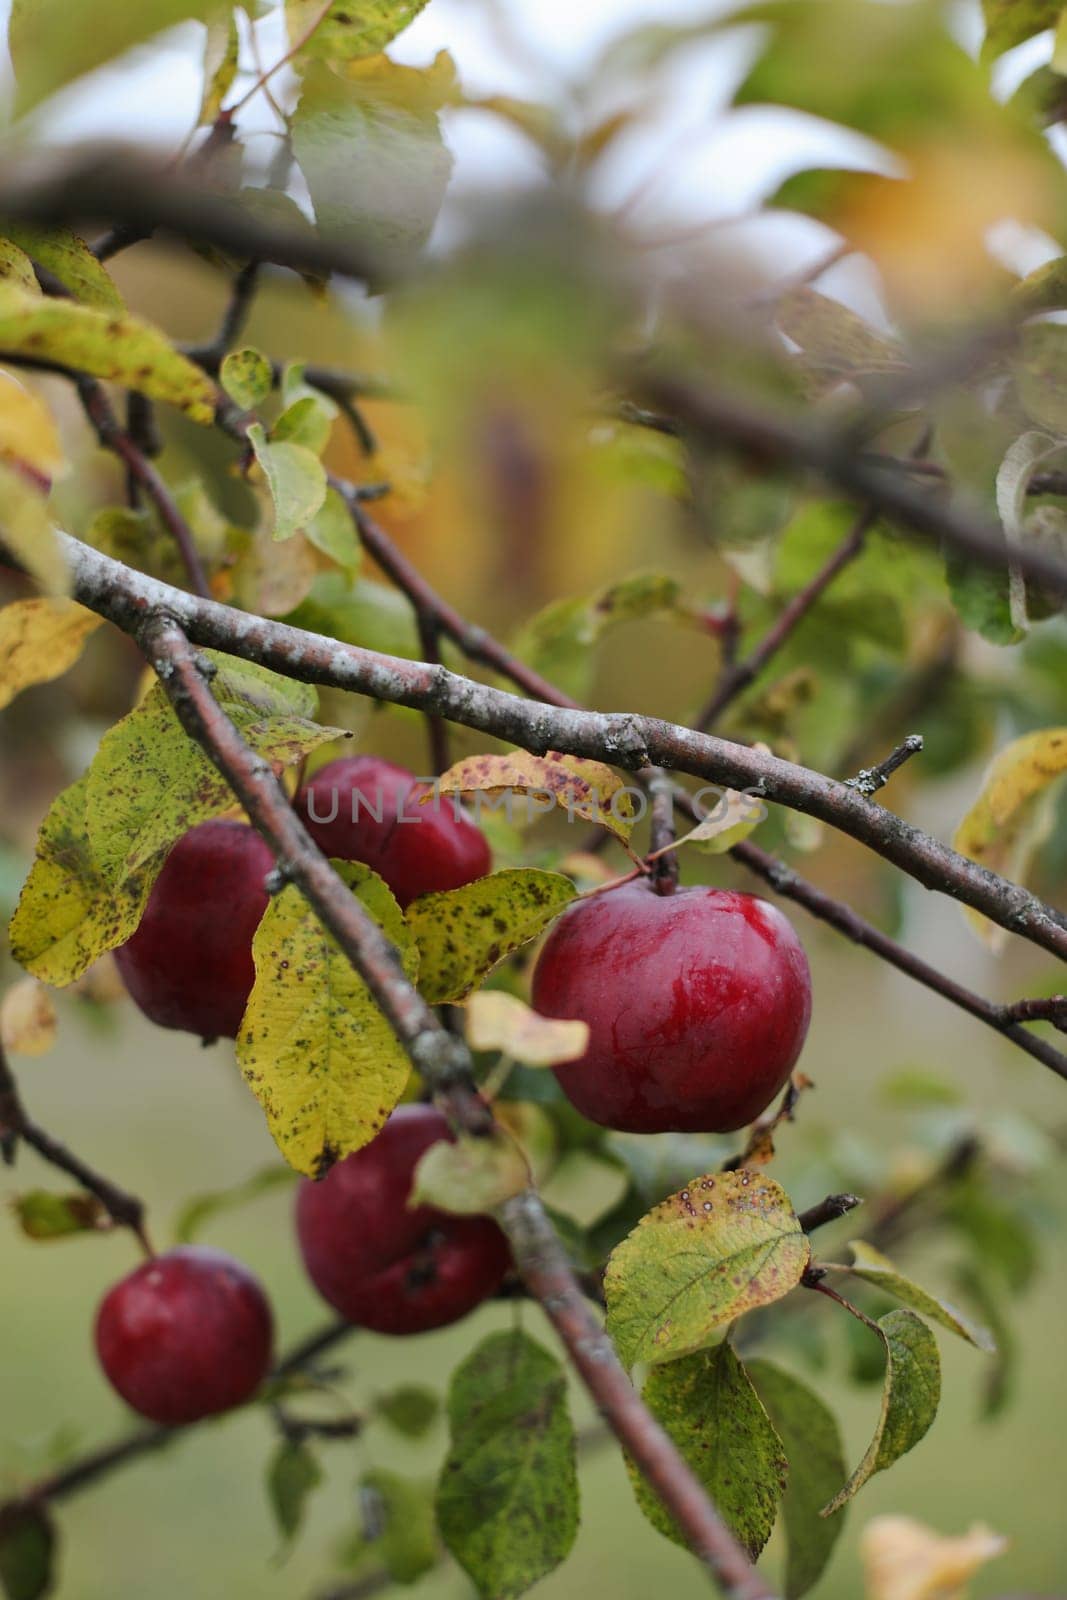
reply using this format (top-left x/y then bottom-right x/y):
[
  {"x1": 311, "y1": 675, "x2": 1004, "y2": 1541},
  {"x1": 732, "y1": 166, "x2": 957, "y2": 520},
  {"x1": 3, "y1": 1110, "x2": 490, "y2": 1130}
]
[
  {"x1": 435, "y1": 751, "x2": 637, "y2": 841},
  {"x1": 0, "y1": 598, "x2": 102, "y2": 710},
  {"x1": 466, "y1": 990, "x2": 588, "y2": 1067},
  {"x1": 952, "y1": 727, "x2": 1067, "y2": 951},
  {"x1": 0, "y1": 371, "x2": 65, "y2": 478},
  {"x1": 861, "y1": 1516, "x2": 1007, "y2": 1600},
  {"x1": 1, "y1": 976, "x2": 58, "y2": 1056}
]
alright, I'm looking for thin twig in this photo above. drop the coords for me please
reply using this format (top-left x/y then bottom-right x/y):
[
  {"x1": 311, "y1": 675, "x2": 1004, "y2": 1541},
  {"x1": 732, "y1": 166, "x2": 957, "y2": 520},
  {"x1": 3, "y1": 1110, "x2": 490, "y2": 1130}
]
[
  {"x1": 415, "y1": 612, "x2": 450, "y2": 776},
  {"x1": 844, "y1": 734, "x2": 924, "y2": 797},
  {"x1": 797, "y1": 1193, "x2": 863, "y2": 1233},
  {"x1": 1000, "y1": 995, "x2": 1067, "y2": 1033},
  {"x1": 225, "y1": 0, "x2": 335, "y2": 117},
  {"x1": 646, "y1": 768, "x2": 679, "y2": 895},
  {"x1": 635, "y1": 374, "x2": 1067, "y2": 599},
  {"x1": 138, "y1": 614, "x2": 779, "y2": 1600},
  {"x1": 75, "y1": 379, "x2": 211, "y2": 598},
  {"x1": 208, "y1": 261, "x2": 261, "y2": 364},
  {"x1": 0, "y1": 1041, "x2": 152, "y2": 1251},
  {"x1": 696, "y1": 506, "x2": 877, "y2": 730}
]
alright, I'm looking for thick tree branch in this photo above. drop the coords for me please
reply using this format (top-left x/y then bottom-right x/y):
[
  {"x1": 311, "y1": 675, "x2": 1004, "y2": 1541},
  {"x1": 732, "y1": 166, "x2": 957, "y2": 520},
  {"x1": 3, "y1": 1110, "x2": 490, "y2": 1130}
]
[
  {"x1": 59, "y1": 534, "x2": 1067, "y2": 965},
  {"x1": 631, "y1": 378, "x2": 1067, "y2": 599},
  {"x1": 139, "y1": 613, "x2": 779, "y2": 1600}
]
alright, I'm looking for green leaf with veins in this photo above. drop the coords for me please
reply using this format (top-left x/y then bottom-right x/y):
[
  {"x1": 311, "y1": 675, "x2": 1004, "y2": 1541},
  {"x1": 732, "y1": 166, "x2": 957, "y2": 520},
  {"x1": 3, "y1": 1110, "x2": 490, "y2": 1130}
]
[
  {"x1": 821, "y1": 1309, "x2": 940, "y2": 1516},
  {"x1": 631, "y1": 1343, "x2": 786, "y2": 1560},
  {"x1": 221, "y1": 348, "x2": 273, "y2": 412},
  {"x1": 266, "y1": 1439, "x2": 322, "y2": 1547},
  {"x1": 437, "y1": 1330, "x2": 578, "y2": 1600},
  {"x1": 0, "y1": 224, "x2": 124, "y2": 310}
]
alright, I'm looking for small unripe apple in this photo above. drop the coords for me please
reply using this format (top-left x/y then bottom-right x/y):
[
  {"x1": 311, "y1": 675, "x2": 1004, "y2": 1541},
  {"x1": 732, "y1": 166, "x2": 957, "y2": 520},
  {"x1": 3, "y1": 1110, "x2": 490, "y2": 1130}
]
[
  {"x1": 95, "y1": 1246, "x2": 274, "y2": 1424},
  {"x1": 532, "y1": 882, "x2": 812, "y2": 1133},
  {"x1": 295, "y1": 1105, "x2": 511, "y2": 1334},
  {"x1": 115, "y1": 819, "x2": 274, "y2": 1040},
  {"x1": 295, "y1": 755, "x2": 490, "y2": 907}
]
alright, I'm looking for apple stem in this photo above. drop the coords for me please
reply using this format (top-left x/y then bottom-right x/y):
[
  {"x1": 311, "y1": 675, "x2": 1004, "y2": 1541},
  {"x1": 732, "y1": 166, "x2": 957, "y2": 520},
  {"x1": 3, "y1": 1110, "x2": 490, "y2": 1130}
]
[{"x1": 647, "y1": 770, "x2": 680, "y2": 896}]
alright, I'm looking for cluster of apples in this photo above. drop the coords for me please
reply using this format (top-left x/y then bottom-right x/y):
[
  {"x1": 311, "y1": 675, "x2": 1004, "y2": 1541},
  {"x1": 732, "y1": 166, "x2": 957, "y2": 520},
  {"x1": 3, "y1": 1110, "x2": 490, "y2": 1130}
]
[{"x1": 94, "y1": 754, "x2": 812, "y2": 1425}]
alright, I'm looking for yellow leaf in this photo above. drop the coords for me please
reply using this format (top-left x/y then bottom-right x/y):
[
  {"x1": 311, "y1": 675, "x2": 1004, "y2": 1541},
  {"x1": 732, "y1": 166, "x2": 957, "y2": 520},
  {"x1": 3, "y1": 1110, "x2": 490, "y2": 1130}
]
[
  {"x1": 0, "y1": 460, "x2": 66, "y2": 593},
  {"x1": 0, "y1": 598, "x2": 101, "y2": 710},
  {"x1": 0, "y1": 371, "x2": 65, "y2": 478},
  {"x1": 861, "y1": 1517, "x2": 1007, "y2": 1600},
  {"x1": 466, "y1": 990, "x2": 588, "y2": 1068},
  {"x1": 675, "y1": 787, "x2": 766, "y2": 855},
  {"x1": 9, "y1": 774, "x2": 155, "y2": 987},
  {"x1": 236, "y1": 862, "x2": 418, "y2": 1177},
  {"x1": 0, "y1": 239, "x2": 41, "y2": 295},
  {"x1": 407, "y1": 869, "x2": 576, "y2": 1005},
  {"x1": 952, "y1": 727, "x2": 1067, "y2": 951},
  {"x1": 0, "y1": 284, "x2": 215, "y2": 423},
  {"x1": 0, "y1": 976, "x2": 57, "y2": 1056},
  {"x1": 435, "y1": 751, "x2": 637, "y2": 842}
]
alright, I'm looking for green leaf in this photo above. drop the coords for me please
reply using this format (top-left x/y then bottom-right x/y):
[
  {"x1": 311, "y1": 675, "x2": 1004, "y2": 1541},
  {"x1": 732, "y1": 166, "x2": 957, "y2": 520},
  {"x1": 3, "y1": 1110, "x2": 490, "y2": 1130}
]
[
  {"x1": 832, "y1": 1240, "x2": 995, "y2": 1351},
  {"x1": 83, "y1": 667, "x2": 341, "y2": 886},
  {"x1": 0, "y1": 224, "x2": 124, "y2": 311},
  {"x1": 407, "y1": 869, "x2": 576, "y2": 1004},
  {"x1": 514, "y1": 571, "x2": 689, "y2": 701},
  {"x1": 304, "y1": 487, "x2": 361, "y2": 573},
  {"x1": 748, "y1": 1360, "x2": 849, "y2": 1598},
  {"x1": 821, "y1": 1309, "x2": 940, "y2": 1516},
  {"x1": 292, "y1": 58, "x2": 454, "y2": 280},
  {"x1": 982, "y1": 0, "x2": 1062, "y2": 61},
  {"x1": 437, "y1": 1330, "x2": 578, "y2": 1600},
  {"x1": 409, "y1": 1127, "x2": 529, "y2": 1213},
  {"x1": 353, "y1": 1470, "x2": 438, "y2": 1584},
  {"x1": 285, "y1": 574, "x2": 420, "y2": 657},
  {"x1": 604, "y1": 1170, "x2": 810, "y2": 1369},
  {"x1": 220, "y1": 348, "x2": 274, "y2": 412},
  {"x1": 1015, "y1": 321, "x2": 1067, "y2": 435},
  {"x1": 0, "y1": 599, "x2": 102, "y2": 711},
  {"x1": 199, "y1": 12, "x2": 240, "y2": 126},
  {"x1": 776, "y1": 288, "x2": 906, "y2": 393},
  {"x1": 436, "y1": 752, "x2": 637, "y2": 842},
  {"x1": 631, "y1": 1343, "x2": 786, "y2": 1560},
  {"x1": 8, "y1": 0, "x2": 220, "y2": 114},
  {"x1": 286, "y1": 0, "x2": 431, "y2": 62},
  {"x1": 944, "y1": 546, "x2": 1022, "y2": 646},
  {"x1": 0, "y1": 284, "x2": 215, "y2": 422},
  {"x1": 237, "y1": 862, "x2": 417, "y2": 1177},
  {"x1": 0, "y1": 1503, "x2": 54, "y2": 1600},
  {"x1": 953, "y1": 1264, "x2": 1015, "y2": 1420},
  {"x1": 273, "y1": 394, "x2": 336, "y2": 455},
  {"x1": 9, "y1": 773, "x2": 155, "y2": 987},
  {"x1": 13, "y1": 1189, "x2": 108, "y2": 1240},
  {"x1": 952, "y1": 726, "x2": 1067, "y2": 951},
  {"x1": 248, "y1": 420, "x2": 327, "y2": 541},
  {"x1": 266, "y1": 1439, "x2": 322, "y2": 1546},
  {"x1": 0, "y1": 239, "x2": 41, "y2": 294},
  {"x1": 374, "y1": 1385, "x2": 440, "y2": 1439},
  {"x1": 173, "y1": 1165, "x2": 297, "y2": 1244}
]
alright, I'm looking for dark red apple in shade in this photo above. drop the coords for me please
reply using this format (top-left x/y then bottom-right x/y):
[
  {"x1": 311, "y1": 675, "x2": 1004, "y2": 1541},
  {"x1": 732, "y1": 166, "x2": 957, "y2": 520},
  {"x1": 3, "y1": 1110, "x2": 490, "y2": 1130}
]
[
  {"x1": 114, "y1": 819, "x2": 274, "y2": 1041},
  {"x1": 295, "y1": 1105, "x2": 511, "y2": 1335},
  {"x1": 95, "y1": 1246, "x2": 274, "y2": 1425},
  {"x1": 531, "y1": 883, "x2": 812, "y2": 1134},
  {"x1": 295, "y1": 755, "x2": 491, "y2": 908}
]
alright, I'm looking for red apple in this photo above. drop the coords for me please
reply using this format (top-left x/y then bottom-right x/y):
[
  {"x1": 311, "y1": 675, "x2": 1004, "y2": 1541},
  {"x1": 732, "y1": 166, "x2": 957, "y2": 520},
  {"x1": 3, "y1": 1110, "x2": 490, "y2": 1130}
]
[
  {"x1": 95, "y1": 1246, "x2": 274, "y2": 1424},
  {"x1": 295, "y1": 755, "x2": 490, "y2": 907},
  {"x1": 295, "y1": 1105, "x2": 511, "y2": 1334},
  {"x1": 115, "y1": 819, "x2": 274, "y2": 1040},
  {"x1": 532, "y1": 882, "x2": 812, "y2": 1133}
]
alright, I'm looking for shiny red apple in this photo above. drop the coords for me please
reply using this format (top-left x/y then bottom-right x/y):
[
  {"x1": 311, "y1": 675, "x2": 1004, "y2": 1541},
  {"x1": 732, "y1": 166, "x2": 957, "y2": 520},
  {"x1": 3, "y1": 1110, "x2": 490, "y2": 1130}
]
[
  {"x1": 114, "y1": 819, "x2": 273, "y2": 1040},
  {"x1": 295, "y1": 1105, "x2": 511, "y2": 1334},
  {"x1": 295, "y1": 755, "x2": 490, "y2": 907},
  {"x1": 95, "y1": 1246, "x2": 274, "y2": 1424},
  {"x1": 531, "y1": 882, "x2": 812, "y2": 1133}
]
